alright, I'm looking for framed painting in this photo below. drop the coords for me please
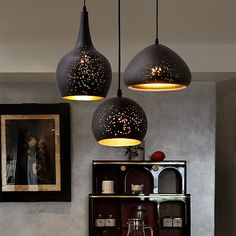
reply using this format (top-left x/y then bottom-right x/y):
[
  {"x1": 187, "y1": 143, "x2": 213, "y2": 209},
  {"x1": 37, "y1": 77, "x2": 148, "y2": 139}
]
[{"x1": 0, "y1": 103, "x2": 71, "y2": 201}]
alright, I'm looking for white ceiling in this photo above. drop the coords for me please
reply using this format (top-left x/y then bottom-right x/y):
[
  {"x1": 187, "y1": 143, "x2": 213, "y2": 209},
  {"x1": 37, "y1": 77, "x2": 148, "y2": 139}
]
[
  {"x1": 1, "y1": 0, "x2": 235, "y2": 44},
  {"x1": 0, "y1": 0, "x2": 236, "y2": 78}
]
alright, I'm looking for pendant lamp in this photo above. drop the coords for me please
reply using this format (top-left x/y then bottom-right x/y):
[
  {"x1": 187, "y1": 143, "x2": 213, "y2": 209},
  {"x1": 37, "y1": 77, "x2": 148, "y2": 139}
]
[
  {"x1": 56, "y1": 0, "x2": 112, "y2": 101},
  {"x1": 123, "y1": 0, "x2": 191, "y2": 91},
  {"x1": 92, "y1": 0, "x2": 147, "y2": 147}
]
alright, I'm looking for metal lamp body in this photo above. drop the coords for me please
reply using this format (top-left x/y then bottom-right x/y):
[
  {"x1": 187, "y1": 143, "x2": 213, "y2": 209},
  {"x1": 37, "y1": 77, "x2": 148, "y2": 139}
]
[
  {"x1": 123, "y1": 44, "x2": 191, "y2": 91},
  {"x1": 56, "y1": 7, "x2": 112, "y2": 101},
  {"x1": 92, "y1": 97, "x2": 147, "y2": 147}
]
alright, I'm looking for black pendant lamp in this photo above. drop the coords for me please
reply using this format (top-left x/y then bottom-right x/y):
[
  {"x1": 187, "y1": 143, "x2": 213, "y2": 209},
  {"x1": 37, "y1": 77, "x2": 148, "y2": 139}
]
[
  {"x1": 56, "y1": 0, "x2": 112, "y2": 101},
  {"x1": 92, "y1": 0, "x2": 147, "y2": 147},
  {"x1": 123, "y1": 0, "x2": 191, "y2": 91}
]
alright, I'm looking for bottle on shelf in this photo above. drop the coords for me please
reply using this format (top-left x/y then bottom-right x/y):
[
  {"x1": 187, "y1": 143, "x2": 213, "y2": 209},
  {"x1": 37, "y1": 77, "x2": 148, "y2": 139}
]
[
  {"x1": 101, "y1": 228, "x2": 114, "y2": 236},
  {"x1": 95, "y1": 214, "x2": 105, "y2": 227},
  {"x1": 105, "y1": 214, "x2": 116, "y2": 227}
]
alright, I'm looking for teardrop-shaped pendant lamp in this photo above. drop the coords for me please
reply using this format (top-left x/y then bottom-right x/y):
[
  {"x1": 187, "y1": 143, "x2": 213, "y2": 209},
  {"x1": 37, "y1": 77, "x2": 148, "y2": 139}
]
[
  {"x1": 92, "y1": 0, "x2": 147, "y2": 147},
  {"x1": 56, "y1": 1, "x2": 112, "y2": 101},
  {"x1": 123, "y1": 0, "x2": 191, "y2": 91}
]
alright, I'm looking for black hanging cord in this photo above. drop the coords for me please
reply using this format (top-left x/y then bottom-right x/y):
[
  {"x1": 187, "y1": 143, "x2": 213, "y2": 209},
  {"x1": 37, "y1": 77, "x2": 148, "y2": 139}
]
[
  {"x1": 83, "y1": 0, "x2": 87, "y2": 11},
  {"x1": 117, "y1": 0, "x2": 122, "y2": 97},
  {"x1": 155, "y1": 0, "x2": 159, "y2": 44}
]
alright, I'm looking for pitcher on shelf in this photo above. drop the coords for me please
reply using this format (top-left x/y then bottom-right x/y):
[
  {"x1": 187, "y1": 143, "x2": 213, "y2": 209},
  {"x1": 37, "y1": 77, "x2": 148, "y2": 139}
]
[{"x1": 127, "y1": 219, "x2": 153, "y2": 236}]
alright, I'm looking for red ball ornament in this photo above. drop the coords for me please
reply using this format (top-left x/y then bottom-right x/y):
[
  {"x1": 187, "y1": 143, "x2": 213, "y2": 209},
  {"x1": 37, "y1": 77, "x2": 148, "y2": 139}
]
[{"x1": 151, "y1": 151, "x2": 166, "y2": 161}]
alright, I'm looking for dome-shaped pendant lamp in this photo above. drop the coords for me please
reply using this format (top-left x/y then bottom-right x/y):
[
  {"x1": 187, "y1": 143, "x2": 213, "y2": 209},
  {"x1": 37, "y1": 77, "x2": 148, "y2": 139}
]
[
  {"x1": 123, "y1": 0, "x2": 191, "y2": 91},
  {"x1": 92, "y1": 96, "x2": 147, "y2": 147},
  {"x1": 56, "y1": 0, "x2": 112, "y2": 101},
  {"x1": 92, "y1": 0, "x2": 147, "y2": 147}
]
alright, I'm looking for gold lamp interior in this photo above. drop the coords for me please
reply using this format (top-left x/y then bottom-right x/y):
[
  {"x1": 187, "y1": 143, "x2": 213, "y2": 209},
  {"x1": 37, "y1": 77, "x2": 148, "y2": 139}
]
[
  {"x1": 63, "y1": 95, "x2": 104, "y2": 101},
  {"x1": 98, "y1": 138, "x2": 141, "y2": 147},
  {"x1": 129, "y1": 83, "x2": 187, "y2": 92}
]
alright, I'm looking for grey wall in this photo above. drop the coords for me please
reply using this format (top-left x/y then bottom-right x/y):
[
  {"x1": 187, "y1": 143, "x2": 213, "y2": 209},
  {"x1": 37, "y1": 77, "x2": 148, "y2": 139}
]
[
  {"x1": 0, "y1": 81, "x2": 215, "y2": 236},
  {"x1": 216, "y1": 79, "x2": 236, "y2": 236}
]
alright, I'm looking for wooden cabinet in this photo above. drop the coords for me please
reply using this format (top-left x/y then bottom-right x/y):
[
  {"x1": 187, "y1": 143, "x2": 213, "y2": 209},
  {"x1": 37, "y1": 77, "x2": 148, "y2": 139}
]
[{"x1": 89, "y1": 161, "x2": 191, "y2": 236}]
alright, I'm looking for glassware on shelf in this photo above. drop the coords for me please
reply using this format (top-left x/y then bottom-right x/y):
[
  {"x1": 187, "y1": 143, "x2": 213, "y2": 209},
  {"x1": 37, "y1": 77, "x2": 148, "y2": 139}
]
[
  {"x1": 127, "y1": 219, "x2": 153, "y2": 236},
  {"x1": 135, "y1": 205, "x2": 146, "y2": 220}
]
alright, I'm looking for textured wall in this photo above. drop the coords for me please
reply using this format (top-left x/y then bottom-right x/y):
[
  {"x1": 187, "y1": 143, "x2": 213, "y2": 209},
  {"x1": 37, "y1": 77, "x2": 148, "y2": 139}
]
[
  {"x1": 216, "y1": 79, "x2": 236, "y2": 236},
  {"x1": 0, "y1": 81, "x2": 215, "y2": 236}
]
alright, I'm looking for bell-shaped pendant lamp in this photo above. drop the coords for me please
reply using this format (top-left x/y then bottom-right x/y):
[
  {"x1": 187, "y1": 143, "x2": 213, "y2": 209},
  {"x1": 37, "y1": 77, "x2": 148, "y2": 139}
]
[
  {"x1": 92, "y1": 0, "x2": 147, "y2": 147},
  {"x1": 56, "y1": 1, "x2": 112, "y2": 101},
  {"x1": 123, "y1": 0, "x2": 191, "y2": 91}
]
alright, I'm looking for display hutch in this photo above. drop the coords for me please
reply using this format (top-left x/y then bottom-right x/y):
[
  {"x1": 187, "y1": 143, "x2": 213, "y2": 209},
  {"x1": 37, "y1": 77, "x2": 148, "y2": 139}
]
[{"x1": 89, "y1": 161, "x2": 191, "y2": 236}]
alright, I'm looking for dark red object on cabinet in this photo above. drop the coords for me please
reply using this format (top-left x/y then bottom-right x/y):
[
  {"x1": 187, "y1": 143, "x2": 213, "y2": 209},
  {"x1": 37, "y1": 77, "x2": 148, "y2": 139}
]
[{"x1": 151, "y1": 151, "x2": 166, "y2": 161}]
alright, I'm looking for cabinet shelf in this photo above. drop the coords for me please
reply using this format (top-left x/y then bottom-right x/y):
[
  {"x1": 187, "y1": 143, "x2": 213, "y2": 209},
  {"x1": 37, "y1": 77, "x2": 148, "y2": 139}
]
[
  {"x1": 90, "y1": 194, "x2": 190, "y2": 202},
  {"x1": 93, "y1": 160, "x2": 186, "y2": 166},
  {"x1": 92, "y1": 160, "x2": 187, "y2": 195},
  {"x1": 89, "y1": 161, "x2": 191, "y2": 236},
  {"x1": 94, "y1": 226, "x2": 121, "y2": 229}
]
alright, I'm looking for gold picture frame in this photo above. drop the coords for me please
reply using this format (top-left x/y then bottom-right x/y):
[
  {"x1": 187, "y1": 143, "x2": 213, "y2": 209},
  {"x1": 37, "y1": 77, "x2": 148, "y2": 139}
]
[{"x1": 0, "y1": 104, "x2": 71, "y2": 202}]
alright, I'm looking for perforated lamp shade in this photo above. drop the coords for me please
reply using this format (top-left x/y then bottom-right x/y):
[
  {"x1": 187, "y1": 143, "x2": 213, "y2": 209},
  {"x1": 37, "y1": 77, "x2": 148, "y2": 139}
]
[
  {"x1": 92, "y1": 0, "x2": 148, "y2": 147},
  {"x1": 92, "y1": 97, "x2": 147, "y2": 147},
  {"x1": 123, "y1": 43, "x2": 191, "y2": 91},
  {"x1": 56, "y1": 6, "x2": 112, "y2": 101}
]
